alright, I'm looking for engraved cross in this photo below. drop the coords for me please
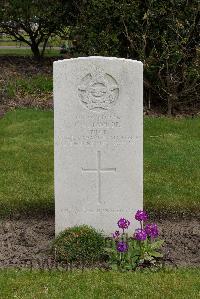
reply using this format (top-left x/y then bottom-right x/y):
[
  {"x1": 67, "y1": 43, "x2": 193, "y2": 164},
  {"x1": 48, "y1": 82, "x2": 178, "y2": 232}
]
[{"x1": 82, "y1": 151, "x2": 116, "y2": 204}]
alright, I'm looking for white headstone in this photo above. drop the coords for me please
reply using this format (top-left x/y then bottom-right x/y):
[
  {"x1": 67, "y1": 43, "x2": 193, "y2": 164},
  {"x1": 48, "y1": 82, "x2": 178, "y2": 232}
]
[{"x1": 54, "y1": 56, "x2": 143, "y2": 235}]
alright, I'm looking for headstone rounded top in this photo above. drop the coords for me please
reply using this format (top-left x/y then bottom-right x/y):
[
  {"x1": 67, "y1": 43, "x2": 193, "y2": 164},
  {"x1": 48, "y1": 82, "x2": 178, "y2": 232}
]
[{"x1": 53, "y1": 56, "x2": 142, "y2": 65}]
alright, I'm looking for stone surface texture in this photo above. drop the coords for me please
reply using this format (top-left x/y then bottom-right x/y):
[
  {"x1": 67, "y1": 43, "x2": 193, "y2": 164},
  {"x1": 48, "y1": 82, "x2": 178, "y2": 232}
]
[{"x1": 54, "y1": 56, "x2": 143, "y2": 235}]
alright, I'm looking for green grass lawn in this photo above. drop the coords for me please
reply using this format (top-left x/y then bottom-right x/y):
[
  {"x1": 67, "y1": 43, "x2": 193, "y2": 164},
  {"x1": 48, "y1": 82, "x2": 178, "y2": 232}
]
[
  {"x1": 144, "y1": 116, "x2": 200, "y2": 214},
  {"x1": 0, "y1": 109, "x2": 199, "y2": 216},
  {"x1": 0, "y1": 34, "x2": 63, "y2": 47},
  {"x1": 0, "y1": 268, "x2": 199, "y2": 299},
  {"x1": 0, "y1": 48, "x2": 60, "y2": 57},
  {"x1": 0, "y1": 109, "x2": 54, "y2": 216}
]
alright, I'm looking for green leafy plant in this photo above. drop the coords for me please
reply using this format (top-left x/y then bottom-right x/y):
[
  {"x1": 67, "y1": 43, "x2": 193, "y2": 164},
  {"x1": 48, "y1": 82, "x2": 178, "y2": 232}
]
[
  {"x1": 53, "y1": 225, "x2": 105, "y2": 265},
  {"x1": 73, "y1": 0, "x2": 199, "y2": 114},
  {"x1": 105, "y1": 211, "x2": 164, "y2": 271},
  {"x1": 3, "y1": 75, "x2": 53, "y2": 100}
]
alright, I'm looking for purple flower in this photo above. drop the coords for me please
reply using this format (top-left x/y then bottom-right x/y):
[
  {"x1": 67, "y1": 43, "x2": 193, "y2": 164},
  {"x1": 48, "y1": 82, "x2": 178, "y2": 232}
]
[
  {"x1": 145, "y1": 223, "x2": 159, "y2": 238},
  {"x1": 117, "y1": 218, "x2": 130, "y2": 230},
  {"x1": 134, "y1": 228, "x2": 147, "y2": 241},
  {"x1": 112, "y1": 230, "x2": 120, "y2": 239},
  {"x1": 135, "y1": 210, "x2": 148, "y2": 222},
  {"x1": 117, "y1": 241, "x2": 128, "y2": 252},
  {"x1": 115, "y1": 230, "x2": 120, "y2": 237}
]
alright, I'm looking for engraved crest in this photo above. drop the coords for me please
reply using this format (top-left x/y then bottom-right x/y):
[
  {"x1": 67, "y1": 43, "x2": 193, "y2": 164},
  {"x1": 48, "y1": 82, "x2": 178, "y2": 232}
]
[{"x1": 78, "y1": 71, "x2": 119, "y2": 111}]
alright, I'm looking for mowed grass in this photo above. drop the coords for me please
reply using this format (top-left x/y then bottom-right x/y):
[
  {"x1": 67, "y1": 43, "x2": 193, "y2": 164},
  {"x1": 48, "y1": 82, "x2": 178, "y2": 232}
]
[
  {"x1": 0, "y1": 48, "x2": 60, "y2": 57},
  {"x1": 0, "y1": 109, "x2": 199, "y2": 216},
  {"x1": 0, "y1": 268, "x2": 200, "y2": 299},
  {"x1": 144, "y1": 116, "x2": 200, "y2": 214},
  {"x1": 0, "y1": 109, "x2": 54, "y2": 216}
]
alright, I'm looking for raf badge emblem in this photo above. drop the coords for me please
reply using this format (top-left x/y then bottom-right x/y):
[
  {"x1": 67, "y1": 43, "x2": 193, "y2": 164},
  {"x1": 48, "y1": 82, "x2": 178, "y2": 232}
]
[{"x1": 78, "y1": 71, "x2": 119, "y2": 111}]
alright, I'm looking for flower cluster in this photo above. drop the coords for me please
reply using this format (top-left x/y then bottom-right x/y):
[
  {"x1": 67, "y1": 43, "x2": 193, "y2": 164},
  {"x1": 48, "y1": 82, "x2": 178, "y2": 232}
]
[
  {"x1": 117, "y1": 241, "x2": 128, "y2": 252},
  {"x1": 134, "y1": 228, "x2": 147, "y2": 241},
  {"x1": 117, "y1": 218, "x2": 130, "y2": 230},
  {"x1": 113, "y1": 211, "x2": 160, "y2": 252},
  {"x1": 145, "y1": 223, "x2": 159, "y2": 239},
  {"x1": 112, "y1": 230, "x2": 120, "y2": 239},
  {"x1": 134, "y1": 210, "x2": 159, "y2": 241},
  {"x1": 115, "y1": 218, "x2": 130, "y2": 252},
  {"x1": 108, "y1": 210, "x2": 163, "y2": 271},
  {"x1": 135, "y1": 210, "x2": 148, "y2": 222}
]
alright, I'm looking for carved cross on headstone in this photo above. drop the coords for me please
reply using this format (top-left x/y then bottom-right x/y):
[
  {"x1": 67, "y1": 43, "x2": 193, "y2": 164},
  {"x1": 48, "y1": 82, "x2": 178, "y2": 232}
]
[{"x1": 82, "y1": 151, "x2": 116, "y2": 204}]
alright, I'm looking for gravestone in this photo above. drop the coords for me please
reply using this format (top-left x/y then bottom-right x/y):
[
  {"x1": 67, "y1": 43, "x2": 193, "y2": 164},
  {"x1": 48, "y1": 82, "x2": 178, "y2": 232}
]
[{"x1": 54, "y1": 56, "x2": 143, "y2": 235}]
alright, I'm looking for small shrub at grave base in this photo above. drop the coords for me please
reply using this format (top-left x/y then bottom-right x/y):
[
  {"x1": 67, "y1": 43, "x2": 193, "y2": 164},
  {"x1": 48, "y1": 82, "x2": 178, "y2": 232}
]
[
  {"x1": 53, "y1": 225, "x2": 105, "y2": 265},
  {"x1": 105, "y1": 211, "x2": 164, "y2": 272}
]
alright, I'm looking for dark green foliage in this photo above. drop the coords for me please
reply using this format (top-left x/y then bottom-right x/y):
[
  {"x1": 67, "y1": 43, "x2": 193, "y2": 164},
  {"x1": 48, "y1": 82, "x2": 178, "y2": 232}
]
[
  {"x1": 73, "y1": 0, "x2": 200, "y2": 114},
  {"x1": 53, "y1": 225, "x2": 105, "y2": 264},
  {"x1": 0, "y1": 0, "x2": 81, "y2": 58}
]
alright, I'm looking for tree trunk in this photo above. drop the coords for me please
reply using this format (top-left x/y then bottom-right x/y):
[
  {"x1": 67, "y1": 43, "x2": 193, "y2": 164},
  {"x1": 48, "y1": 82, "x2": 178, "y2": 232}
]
[
  {"x1": 167, "y1": 97, "x2": 173, "y2": 116},
  {"x1": 41, "y1": 37, "x2": 49, "y2": 57},
  {"x1": 31, "y1": 44, "x2": 41, "y2": 59},
  {"x1": 167, "y1": 94, "x2": 177, "y2": 116}
]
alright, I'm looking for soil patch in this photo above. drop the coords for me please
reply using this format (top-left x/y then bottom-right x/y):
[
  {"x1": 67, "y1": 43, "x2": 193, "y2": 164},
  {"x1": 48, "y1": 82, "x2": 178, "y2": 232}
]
[
  {"x1": 0, "y1": 56, "x2": 55, "y2": 75},
  {"x1": 0, "y1": 217, "x2": 199, "y2": 269}
]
